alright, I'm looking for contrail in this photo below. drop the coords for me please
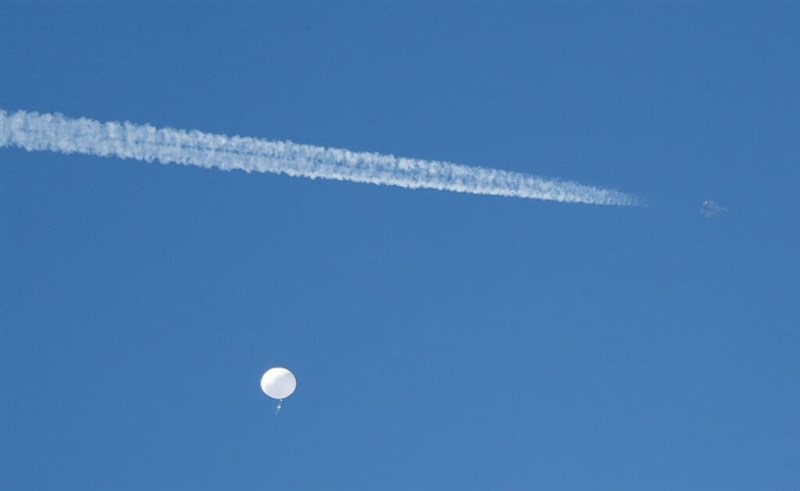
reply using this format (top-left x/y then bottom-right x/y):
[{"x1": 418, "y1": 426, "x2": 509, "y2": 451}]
[{"x1": 0, "y1": 109, "x2": 637, "y2": 205}]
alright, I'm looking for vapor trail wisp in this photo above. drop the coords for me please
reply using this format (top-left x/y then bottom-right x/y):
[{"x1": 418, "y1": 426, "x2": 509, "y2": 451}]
[{"x1": 0, "y1": 109, "x2": 637, "y2": 205}]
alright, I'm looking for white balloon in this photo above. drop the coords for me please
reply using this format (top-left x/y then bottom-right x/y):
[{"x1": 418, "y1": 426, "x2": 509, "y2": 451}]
[{"x1": 260, "y1": 367, "x2": 296, "y2": 400}]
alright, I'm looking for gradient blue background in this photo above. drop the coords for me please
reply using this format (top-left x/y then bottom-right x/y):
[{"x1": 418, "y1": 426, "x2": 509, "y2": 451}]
[{"x1": 1, "y1": 3, "x2": 798, "y2": 490}]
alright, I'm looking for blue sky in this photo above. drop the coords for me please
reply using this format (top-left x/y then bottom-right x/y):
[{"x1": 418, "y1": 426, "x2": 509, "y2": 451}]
[{"x1": 1, "y1": 3, "x2": 798, "y2": 490}]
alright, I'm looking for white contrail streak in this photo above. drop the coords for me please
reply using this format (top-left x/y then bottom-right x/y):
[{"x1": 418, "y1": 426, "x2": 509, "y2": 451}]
[{"x1": 0, "y1": 109, "x2": 637, "y2": 205}]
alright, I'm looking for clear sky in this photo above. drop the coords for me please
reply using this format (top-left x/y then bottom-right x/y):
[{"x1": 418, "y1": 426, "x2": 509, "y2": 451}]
[{"x1": 1, "y1": 3, "x2": 798, "y2": 490}]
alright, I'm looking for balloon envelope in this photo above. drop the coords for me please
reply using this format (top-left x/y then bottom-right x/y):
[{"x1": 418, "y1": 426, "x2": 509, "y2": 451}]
[{"x1": 260, "y1": 367, "x2": 296, "y2": 400}]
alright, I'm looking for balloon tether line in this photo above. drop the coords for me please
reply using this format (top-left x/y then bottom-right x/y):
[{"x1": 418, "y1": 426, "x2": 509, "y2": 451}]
[{"x1": 275, "y1": 399, "x2": 283, "y2": 415}]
